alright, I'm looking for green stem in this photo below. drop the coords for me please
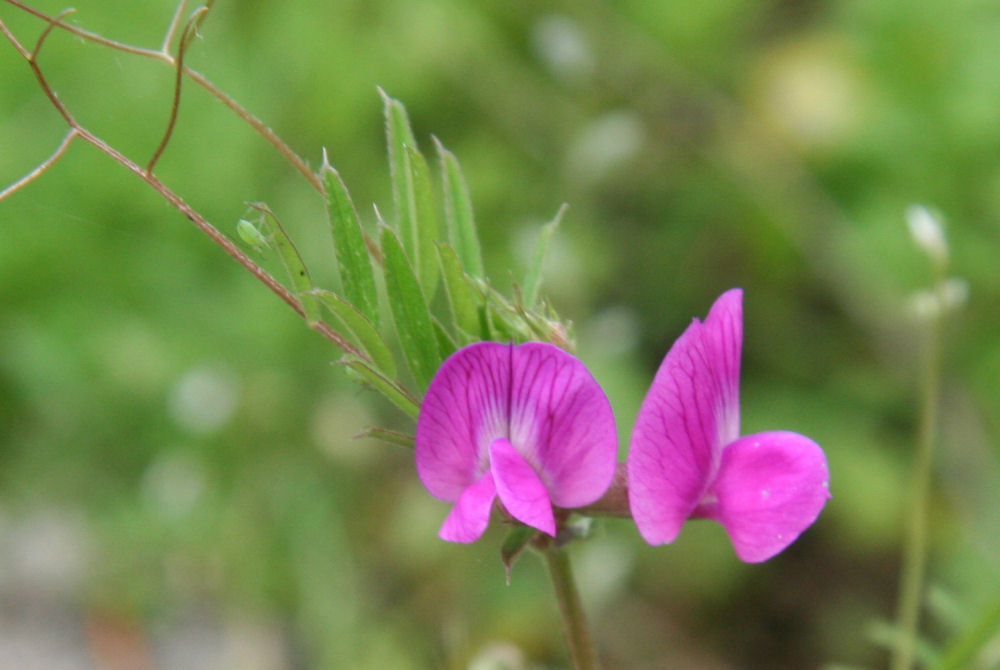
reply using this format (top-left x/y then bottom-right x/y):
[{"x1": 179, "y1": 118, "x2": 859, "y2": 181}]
[
  {"x1": 891, "y1": 292, "x2": 943, "y2": 670},
  {"x1": 540, "y1": 541, "x2": 602, "y2": 670}
]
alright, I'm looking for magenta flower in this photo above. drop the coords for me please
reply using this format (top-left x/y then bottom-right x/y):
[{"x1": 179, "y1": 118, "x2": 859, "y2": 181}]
[
  {"x1": 627, "y1": 289, "x2": 830, "y2": 562},
  {"x1": 416, "y1": 341, "x2": 618, "y2": 543}
]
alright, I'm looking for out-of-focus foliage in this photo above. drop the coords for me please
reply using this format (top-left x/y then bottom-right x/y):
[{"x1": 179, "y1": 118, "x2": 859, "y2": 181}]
[{"x1": 1, "y1": 1, "x2": 999, "y2": 668}]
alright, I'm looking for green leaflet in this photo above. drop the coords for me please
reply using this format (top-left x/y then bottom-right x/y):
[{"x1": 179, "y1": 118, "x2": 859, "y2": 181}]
[
  {"x1": 435, "y1": 137, "x2": 484, "y2": 278},
  {"x1": 405, "y1": 144, "x2": 440, "y2": 301},
  {"x1": 382, "y1": 90, "x2": 441, "y2": 302},
  {"x1": 322, "y1": 161, "x2": 379, "y2": 328},
  {"x1": 342, "y1": 357, "x2": 420, "y2": 419},
  {"x1": 437, "y1": 243, "x2": 480, "y2": 343},
  {"x1": 310, "y1": 289, "x2": 396, "y2": 377},
  {"x1": 522, "y1": 203, "x2": 567, "y2": 309},
  {"x1": 380, "y1": 225, "x2": 441, "y2": 391},
  {"x1": 381, "y1": 89, "x2": 418, "y2": 252},
  {"x1": 252, "y1": 203, "x2": 321, "y2": 325}
]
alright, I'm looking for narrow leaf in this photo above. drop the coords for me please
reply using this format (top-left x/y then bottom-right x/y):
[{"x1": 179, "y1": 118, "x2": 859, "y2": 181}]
[
  {"x1": 310, "y1": 289, "x2": 396, "y2": 377},
  {"x1": 322, "y1": 158, "x2": 379, "y2": 328},
  {"x1": 435, "y1": 137, "x2": 484, "y2": 277},
  {"x1": 341, "y1": 357, "x2": 420, "y2": 419},
  {"x1": 522, "y1": 203, "x2": 567, "y2": 309},
  {"x1": 380, "y1": 88, "x2": 418, "y2": 254},
  {"x1": 253, "y1": 204, "x2": 321, "y2": 325},
  {"x1": 354, "y1": 426, "x2": 415, "y2": 450},
  {"x1": 380, "y1": 225, "x2": 441, "y2": 390},
  {"x1": 437, "y1": 243, "x2": 480, "y2": 342},
  {"x1": 405, "y1": 144, "x2": 441, "y2": 301}
]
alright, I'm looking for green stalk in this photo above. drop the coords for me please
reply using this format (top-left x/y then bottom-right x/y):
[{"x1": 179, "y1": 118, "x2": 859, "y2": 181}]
[
  {"x1": 891, "y1": 285, "x2": 943, "y2": 670},
  {"x1": 540, "y1": 541, "x2": 602, "y2": 670}
]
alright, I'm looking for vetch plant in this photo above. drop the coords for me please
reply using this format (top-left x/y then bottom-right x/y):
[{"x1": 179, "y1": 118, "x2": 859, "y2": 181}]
[{"x1": 0, "y1": 2, "x2": 836, "y2": 667}]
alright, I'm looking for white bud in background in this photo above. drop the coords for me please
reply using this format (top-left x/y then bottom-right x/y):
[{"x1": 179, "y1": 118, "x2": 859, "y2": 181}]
[
  {"x1": 906, "y1": 204, "x2": 948, "y2": 267},
  {"x1": 907, "y1": 277, "x2": 968, "y2": 321},
  {"x1": 908, "y1": 289, "x2": 940, "y2": 321},
  {"x1": 533, "y1": 15, "x2": 594, "y2": 85},
  {"x1": 940, "y1": 277, "x2": 969, "y2": 311}
]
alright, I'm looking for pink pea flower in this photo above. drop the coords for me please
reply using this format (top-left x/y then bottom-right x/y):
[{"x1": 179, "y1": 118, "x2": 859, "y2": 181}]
[
  {"x1": 416, "y1": 342, "x2": 618, "y2": 543},
  {"x1": 628, "y1": 289, "x2": 830, "y2": 562}
]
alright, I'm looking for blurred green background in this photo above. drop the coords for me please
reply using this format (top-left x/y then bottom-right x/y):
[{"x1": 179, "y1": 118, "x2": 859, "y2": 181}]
[{"x1": 2, "y1": 1, "x2": 999, "y2": 668}]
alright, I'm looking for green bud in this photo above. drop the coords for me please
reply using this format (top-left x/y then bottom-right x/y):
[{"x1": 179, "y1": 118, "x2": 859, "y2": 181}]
[{"x1": 236, "y1": 218, "x2": 269, "y2": 252}]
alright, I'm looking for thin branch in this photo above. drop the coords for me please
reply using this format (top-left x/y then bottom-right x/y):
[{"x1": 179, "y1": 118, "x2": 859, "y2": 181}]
[
  {"x1": 29, "y1": 6, "x2": 73, "y2": 59},
  {"x1": 0, "y1": 13, "x2": 31, "y2": 58},
  {"x1": 15, "y1": 9, "x2": 82, "y2": 131},
  {"x1": 146, "y1": 8, "x2": 209, "y2": 175},
  {"x1": 0, "y1": 129, "x2": 78, "y2": 202},
  {"x1": 4, "y1": 0, "x2": 325, "y2": 193},
  {"x1": 1, "y1": 3, "x2": 369, "y2": 360},
  {"x1": 5, "y1": 0, "x2": 162, "y2": 58},
  {"x1": 72, "y1": 122, "x2": 366, "y2": 358}
]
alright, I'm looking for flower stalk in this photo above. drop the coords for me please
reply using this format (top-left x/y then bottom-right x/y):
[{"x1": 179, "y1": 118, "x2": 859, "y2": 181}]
[
  {"x1": 891, "y1": 286, "x2": 944, "y2": 670},
  {"x1": 890, "y1": 299, "x2": 940, "y2": 670},
  {"x1": 892, "y1": 206, "x2": 951, "y2": 670},
  {"x1": 539, "y1": 538, "x2": 602, "y2": 670}
]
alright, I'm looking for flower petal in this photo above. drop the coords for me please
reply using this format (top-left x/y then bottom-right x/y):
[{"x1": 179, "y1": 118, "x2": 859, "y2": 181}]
[
  {"x1": 490, "y1": 438, "x2": 556, "y2": 536},
  {"x1": 508, "y1": 343, "x2": 617, "y2": 507},
  {"x1": 416, "y1": 342, "x2": 511, "y2": 501},
  {"x1": 417, "y1": 340, "x2": 616, "y2": 542},
  {"x1": 706, "y1": 431, "x2": 831, "y2": 563},
  {"x1": 628, "y1": 289, "x2": 744, "y2": 545},
  {"x1": 439, "y1": 472, "x2": 497, "y2": 543}
]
